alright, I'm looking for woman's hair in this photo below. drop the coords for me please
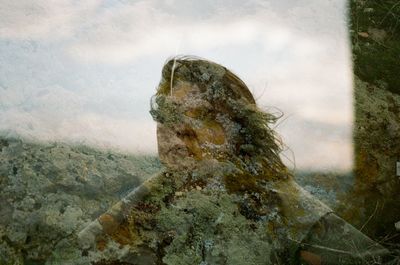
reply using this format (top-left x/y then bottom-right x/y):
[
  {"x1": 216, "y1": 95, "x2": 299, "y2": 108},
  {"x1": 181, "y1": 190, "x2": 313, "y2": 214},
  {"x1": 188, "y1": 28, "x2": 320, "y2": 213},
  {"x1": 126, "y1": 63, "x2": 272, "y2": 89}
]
[{"x1": 150, "y1": 56, "x2": 288, "y2": 182}]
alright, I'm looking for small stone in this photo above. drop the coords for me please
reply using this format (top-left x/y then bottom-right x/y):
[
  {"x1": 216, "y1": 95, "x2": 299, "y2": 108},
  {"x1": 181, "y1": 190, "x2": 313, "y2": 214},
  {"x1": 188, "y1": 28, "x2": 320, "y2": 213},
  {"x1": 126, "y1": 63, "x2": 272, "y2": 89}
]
[
  {"x1": 196, "y1": 186, "x2": 202, "y2": 191},
  {"x1": 175, "y1": 191, "x2": 183, "y2": 196},
  {"x1": 358, "y1": 32, "x2": 369, "y2": 38},
  {"x1": 395, "y1": 221, "x2": 400, "y2": 231}
]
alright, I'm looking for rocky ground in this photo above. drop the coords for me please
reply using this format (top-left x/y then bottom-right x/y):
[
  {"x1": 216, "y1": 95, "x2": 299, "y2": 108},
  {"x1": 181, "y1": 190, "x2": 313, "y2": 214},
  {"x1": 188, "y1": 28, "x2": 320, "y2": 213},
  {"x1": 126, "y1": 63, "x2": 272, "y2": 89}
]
[
  {"x1": 294, "y1": 171, "x2": 354, "y2": 209},
  {"x1": 0, "y1": 136, "x2": 161, "y2": 264},
  {"x1": 2, "y1": 133, "x2": 386, "y2": 264},
  {"x1": 0, "y1": 135, "x2": 356, "y2": 264}
]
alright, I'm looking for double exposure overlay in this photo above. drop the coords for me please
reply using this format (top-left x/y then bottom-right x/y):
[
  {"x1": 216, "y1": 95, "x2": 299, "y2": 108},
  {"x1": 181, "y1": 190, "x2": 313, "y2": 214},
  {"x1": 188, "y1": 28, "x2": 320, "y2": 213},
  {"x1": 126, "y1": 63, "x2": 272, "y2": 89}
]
[{"x1": 0, "y1": 1, "x2": 399, "y2": 264}]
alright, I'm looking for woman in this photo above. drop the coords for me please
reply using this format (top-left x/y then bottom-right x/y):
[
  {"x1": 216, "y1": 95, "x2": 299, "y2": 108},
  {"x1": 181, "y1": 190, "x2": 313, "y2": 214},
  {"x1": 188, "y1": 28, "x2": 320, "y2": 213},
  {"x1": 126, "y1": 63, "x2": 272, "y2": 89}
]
[{"x1": 77, "y1": 57, "x2": 388, "y2": 265}]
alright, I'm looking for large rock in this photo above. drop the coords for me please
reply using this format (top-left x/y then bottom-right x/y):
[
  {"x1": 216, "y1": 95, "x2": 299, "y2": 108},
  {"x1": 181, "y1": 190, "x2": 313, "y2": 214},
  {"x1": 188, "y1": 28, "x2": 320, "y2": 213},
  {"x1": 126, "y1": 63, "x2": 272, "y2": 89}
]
[
  {"x1": 0, "y1": 137, "x2": 160, "y2": 264},
  {"x1": 339, "y1": 77, "x2": 400, "y2": 237},
  {"x1": 339, "y1": 0, "x2": 400, "y2": 238}
]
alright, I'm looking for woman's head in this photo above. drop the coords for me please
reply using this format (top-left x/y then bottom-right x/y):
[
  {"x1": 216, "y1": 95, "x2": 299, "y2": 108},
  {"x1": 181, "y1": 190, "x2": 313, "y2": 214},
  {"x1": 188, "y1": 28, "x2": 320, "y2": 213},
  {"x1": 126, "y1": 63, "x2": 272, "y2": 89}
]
[{"x1": 151, "y1": 56, "x2": 286, "y2": 177}]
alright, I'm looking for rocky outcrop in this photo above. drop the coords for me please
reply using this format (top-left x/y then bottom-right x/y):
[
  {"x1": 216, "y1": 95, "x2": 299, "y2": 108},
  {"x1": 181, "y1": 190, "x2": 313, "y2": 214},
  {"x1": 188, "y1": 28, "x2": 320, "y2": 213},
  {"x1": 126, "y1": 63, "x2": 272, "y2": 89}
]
[
  {"x1": 339, "y1": 77, "x2": 400, "y2": 237},
  {"x1": 0, "y1": 137, "x2": 160, "y2": 264},
  {"x1": 340, "y1": 0, "x2": 400, "y2": 238}
]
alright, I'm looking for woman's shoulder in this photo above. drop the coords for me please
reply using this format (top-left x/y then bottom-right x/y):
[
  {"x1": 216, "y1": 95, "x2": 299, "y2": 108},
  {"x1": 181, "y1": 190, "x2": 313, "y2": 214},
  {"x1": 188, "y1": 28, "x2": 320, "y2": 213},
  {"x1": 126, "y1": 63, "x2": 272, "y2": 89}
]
[{"x1": 152, "y1": 182, "x2": 275, "y2": 264}]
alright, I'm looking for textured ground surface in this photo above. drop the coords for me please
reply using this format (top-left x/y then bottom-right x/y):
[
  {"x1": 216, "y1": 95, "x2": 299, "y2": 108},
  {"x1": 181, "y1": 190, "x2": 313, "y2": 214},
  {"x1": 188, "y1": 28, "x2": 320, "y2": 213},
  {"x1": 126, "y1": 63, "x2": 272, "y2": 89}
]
[
  {"x1": 345, "y1": 0, "x2": 400, "y2": 238},
  {"x1": 0, "y1": 136, "x2": 161, "y2": 264}
]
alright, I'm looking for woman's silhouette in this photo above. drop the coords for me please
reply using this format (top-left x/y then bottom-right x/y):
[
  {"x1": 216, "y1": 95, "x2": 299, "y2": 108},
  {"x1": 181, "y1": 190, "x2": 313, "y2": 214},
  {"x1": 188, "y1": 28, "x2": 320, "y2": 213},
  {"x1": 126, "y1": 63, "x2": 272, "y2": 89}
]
[{"x1": 77, "y1": 57, "x2": 388, "y2": 265}]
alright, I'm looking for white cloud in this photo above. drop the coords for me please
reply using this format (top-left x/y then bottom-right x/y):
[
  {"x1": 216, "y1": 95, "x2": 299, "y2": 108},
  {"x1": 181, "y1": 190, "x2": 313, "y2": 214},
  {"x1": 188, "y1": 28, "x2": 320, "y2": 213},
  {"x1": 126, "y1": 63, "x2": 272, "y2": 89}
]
[
  {"x1": 0, "y1": 0, "x2": 100, "y2": 39},
  {"x1": 63, "y1": 0, "x2": 348, "y2": 65},
  {"x1": 1, "y1": 109, "x2": 157, "y2": 154},
  {"x1": 282, "y1": 133, "x2": 353, "y2": 172},
  {"x1": 67, "y1": 1, "x2": 263, "y2": 64},
  {"x1": 0, "y1": 84, "x2": 157, "y2": 153},
  {"x1": 275, "y1": 112, "x2": 353, "y2": 172}
]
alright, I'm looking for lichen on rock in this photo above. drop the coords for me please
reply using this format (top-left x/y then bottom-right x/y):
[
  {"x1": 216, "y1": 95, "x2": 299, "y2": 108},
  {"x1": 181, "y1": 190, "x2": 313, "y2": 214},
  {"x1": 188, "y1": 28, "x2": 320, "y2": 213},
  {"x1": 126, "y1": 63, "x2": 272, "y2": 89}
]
[
  {"x1": 76, "y1": 57, "x2": 389, "y2": 265},
  {"x1": 0, "y1": 137, "x2": 160, "y2": 264},
  {"x1": 340, "y1": 0, "x2": 400, "y2": 240}
]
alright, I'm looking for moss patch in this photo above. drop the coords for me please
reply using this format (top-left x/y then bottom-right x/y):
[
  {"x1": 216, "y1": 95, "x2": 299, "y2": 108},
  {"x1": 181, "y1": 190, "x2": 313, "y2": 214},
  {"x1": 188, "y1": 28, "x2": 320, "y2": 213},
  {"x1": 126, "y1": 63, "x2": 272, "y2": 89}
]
[
  {"x1": 351, "y1": 0, "x2": 400, "y2": 95},
  {"x1": 156, "y1": 190, "x2": 272, "y2": 265}
]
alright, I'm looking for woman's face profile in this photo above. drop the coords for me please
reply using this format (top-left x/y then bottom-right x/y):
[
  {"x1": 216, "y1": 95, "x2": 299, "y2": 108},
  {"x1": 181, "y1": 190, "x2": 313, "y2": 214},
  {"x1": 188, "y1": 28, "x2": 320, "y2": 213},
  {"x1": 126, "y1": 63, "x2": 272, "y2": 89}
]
[{"x1": 156, "y1": 80, "x2": 227, "y2": 169}]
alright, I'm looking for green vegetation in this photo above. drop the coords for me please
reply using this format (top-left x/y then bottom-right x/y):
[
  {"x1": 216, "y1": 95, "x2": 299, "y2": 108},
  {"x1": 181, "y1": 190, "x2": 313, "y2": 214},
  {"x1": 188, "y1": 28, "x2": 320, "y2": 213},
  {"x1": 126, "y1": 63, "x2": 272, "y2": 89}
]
[
  {"x1": 347, "y1": 0, "x2": 400, "y2": 254},
  {"x1": 351, "y1": 0, "x2": 400, "y2": 95}
]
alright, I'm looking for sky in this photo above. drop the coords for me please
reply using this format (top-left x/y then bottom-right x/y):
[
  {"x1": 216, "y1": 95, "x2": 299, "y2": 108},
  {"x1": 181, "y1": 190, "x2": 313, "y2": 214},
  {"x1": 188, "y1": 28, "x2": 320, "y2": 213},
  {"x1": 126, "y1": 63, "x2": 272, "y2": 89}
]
[{"x1": 0, "y1": 0, "x2": 352, "y2": 172}]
